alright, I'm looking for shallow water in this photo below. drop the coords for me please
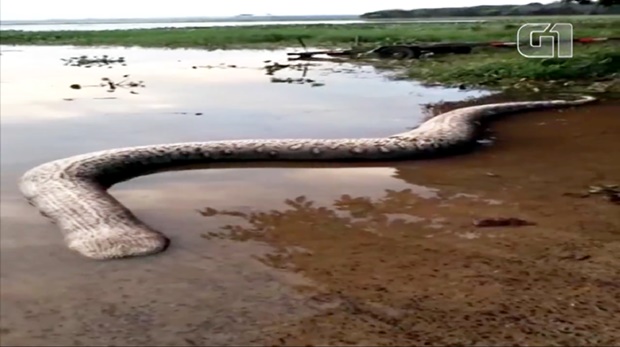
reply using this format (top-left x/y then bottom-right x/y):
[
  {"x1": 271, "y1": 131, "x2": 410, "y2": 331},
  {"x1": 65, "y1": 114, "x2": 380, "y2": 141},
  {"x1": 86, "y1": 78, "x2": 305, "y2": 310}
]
[{"x1": 0, "y1": 45, "x2": 487, "y2": 345}]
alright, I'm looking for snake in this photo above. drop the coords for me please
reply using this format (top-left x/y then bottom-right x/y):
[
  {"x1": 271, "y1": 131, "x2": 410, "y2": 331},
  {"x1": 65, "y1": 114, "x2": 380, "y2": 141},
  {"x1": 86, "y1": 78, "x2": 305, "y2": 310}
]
[{"x1": 19, "y1": 95, "x2": 596, "y2": 260}]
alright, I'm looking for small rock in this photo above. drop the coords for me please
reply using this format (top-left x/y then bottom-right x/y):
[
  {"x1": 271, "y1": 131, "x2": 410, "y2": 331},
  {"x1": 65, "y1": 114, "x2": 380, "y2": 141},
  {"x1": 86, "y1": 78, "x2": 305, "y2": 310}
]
[
  {"x1": 585, "y1": 184, "x2": 620, "y2": 204},
  {"x1": 575, "y1": 254, "x2": 591, "y2": 261},
  {"x1": 606, "y1": 193, "x2": 620, "y2": 204},
  {"x1": 473, "y1": 217, "x2": 536, "y2": 228},
  {"x1": 563, "y1": 192, "x2": 590, "y2": 198}
]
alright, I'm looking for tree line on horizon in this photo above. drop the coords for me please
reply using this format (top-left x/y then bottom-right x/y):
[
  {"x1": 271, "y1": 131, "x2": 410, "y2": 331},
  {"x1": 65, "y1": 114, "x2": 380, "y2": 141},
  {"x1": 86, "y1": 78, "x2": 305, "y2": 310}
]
[
  {"x1": 360, "y1": 1, "x2": 620, "y2": 19},
  {"x1": 562, "y1": 0, "x2": 619, "y2": 6}
]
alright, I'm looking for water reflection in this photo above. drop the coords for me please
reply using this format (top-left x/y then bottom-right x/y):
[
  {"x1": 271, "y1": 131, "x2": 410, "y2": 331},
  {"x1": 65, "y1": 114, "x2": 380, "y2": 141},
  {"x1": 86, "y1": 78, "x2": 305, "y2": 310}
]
[
  {"x1": 0, "y1": 45, "x2": 491, "y2": 346},
  {"x1": 0, "y1": 45, "x2": 488, "y2": 176},
  {"x1": 192, "y1": 169, "x2": 508, "y2": 246},
  {"x1": 0, "y1": 46, "x2": 487, "y2": 123}
]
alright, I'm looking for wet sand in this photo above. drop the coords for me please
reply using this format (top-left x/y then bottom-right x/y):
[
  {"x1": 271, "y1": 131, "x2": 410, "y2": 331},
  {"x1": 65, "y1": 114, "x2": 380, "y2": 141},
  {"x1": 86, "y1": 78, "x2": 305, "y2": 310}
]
[
  {"x1": 220, "y1": 100, "x2": 619, "y2": 346},
  {"x1": 1, "y1": 46, "x2": 619, "y2": 346}
]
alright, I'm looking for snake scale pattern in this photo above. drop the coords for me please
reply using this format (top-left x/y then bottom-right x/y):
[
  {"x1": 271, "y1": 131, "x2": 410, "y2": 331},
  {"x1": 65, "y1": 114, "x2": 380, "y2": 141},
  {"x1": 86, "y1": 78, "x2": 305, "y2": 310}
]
[{"x1": 19, "y1": 95, "x2": 596, "y2": 260}]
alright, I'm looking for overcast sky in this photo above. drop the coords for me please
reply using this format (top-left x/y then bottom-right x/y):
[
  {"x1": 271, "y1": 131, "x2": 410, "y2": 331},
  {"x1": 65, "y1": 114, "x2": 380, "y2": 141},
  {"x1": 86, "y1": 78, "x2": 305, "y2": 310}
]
[{"x1": 1, "y1": 0, "x2": 556, "y2": 21}]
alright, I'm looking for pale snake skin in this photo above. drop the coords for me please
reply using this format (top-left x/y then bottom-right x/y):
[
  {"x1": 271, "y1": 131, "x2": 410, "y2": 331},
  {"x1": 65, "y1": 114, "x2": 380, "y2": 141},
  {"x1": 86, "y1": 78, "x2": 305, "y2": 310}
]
[{"x1": 19, "y1": 96, "x2": 596, "y2": 260}]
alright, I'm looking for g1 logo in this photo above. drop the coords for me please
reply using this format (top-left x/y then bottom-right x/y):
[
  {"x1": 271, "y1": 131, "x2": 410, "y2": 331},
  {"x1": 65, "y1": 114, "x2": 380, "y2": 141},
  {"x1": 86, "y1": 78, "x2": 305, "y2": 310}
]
[{"x1": 517, "y1": 23, "x2": 573, "y2": 59}]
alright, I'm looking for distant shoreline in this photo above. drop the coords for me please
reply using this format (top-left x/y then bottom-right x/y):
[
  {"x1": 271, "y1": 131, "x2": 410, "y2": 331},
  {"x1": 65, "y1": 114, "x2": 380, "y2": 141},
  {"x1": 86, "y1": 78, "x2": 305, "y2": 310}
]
[
  {"x1": 362, "y1": 1, "x2": 620, "y2": 18},
  {"x1": 6, "y1": 14, "x2": 619, "y2": 33},
  {"x1": 0, "y1": 18, "x2": 488, "y2": 33},
  {"x1": 1, "y1": 15, "x2": 360, "y2": 26}
]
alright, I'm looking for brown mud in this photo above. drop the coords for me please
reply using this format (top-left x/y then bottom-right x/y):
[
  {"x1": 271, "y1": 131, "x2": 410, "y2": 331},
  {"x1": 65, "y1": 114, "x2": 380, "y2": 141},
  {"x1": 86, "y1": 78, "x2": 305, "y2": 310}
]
[{"x1": 201, "y1": 100, "x2": 620, "y2": 346}]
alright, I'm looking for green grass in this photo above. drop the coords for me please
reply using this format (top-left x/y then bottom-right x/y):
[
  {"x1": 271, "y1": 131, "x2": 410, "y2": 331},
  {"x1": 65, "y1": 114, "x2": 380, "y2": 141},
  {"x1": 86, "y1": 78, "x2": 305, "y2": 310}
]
[
  {"x1": 400, "y1": 44, "x2": 620, "y2": 93},
  {"x1": 1, "y1": 16, "x2": 619, "y2": 94},
  {"x1": 1, "y1": 17, "x2": 619, "y2": 49}
]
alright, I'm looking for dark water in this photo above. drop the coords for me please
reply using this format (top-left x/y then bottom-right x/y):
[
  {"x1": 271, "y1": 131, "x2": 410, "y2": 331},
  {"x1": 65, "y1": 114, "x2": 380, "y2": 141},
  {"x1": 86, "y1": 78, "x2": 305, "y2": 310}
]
[{"x1": 0, "y1": 45, "x2": 487, "y2": 346}]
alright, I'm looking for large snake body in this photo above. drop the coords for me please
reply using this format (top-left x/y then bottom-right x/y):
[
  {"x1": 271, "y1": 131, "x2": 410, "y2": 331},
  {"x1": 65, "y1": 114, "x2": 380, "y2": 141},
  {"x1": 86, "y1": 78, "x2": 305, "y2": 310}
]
[{"x1": 19, "y1": 96, "x2": 596, "y2": 260}]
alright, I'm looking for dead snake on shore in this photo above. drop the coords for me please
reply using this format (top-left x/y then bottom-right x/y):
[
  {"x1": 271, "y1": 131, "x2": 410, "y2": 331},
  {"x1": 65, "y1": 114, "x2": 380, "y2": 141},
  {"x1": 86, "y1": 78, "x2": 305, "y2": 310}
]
[{"x1": 19, "y1": 95, "x2": 596, "y2": 260}]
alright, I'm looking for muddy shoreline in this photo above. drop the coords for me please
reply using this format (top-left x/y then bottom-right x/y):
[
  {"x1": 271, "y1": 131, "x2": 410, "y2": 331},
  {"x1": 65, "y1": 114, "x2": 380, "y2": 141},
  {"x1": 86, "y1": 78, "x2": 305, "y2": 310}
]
[
  {"x1": 1, "y1": 46, "x2": 618, "y2": 347},
  {"x1": 200, "y1": 100, "x2": 620, "y2": 346}
]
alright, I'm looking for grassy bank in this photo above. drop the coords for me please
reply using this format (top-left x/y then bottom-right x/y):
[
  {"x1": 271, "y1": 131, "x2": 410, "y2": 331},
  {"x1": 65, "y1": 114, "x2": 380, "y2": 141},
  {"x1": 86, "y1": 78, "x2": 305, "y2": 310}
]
[
  {"x1": 2, "y1": 17, "x2": 619, "y2": 49},
  {"x1": 397, "y1": 44, "x2": 620, "y2": 94},
  {"x1": 2, "y1": 16, "x2": 619, "y2": 94}
]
